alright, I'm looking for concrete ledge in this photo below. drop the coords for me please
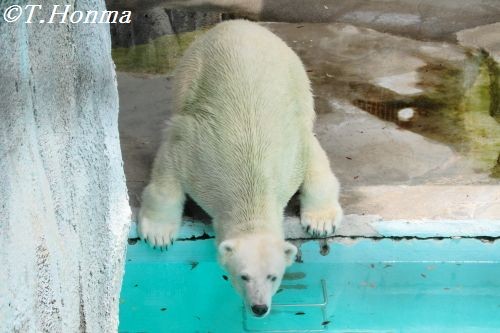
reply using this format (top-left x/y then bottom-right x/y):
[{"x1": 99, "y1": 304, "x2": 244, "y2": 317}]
[
  {"x1": 128, "y1": 214, "x2": 500, "y2": 241},
  {"x1": 343, "y1": 185, "x2": 500, "y2": 221}
]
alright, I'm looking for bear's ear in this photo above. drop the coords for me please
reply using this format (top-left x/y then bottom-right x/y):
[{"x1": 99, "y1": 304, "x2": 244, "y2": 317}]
[
  {"x1": 218, "y1": 239, "x2": 236, "y2": 264},
  {"x1": 284, "y1": 242, "x2": 298, "y2": 266}
]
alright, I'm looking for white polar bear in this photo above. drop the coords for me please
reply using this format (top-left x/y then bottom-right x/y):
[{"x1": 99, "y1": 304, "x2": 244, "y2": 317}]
[{"x1": 138, "y1": 20, "x2": 342, "y2": 317}]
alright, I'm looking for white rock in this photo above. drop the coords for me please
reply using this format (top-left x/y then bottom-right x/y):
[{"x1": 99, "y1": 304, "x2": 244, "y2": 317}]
[{"x1": 398, "y1": 108, "x2": 415, "y2": 122}]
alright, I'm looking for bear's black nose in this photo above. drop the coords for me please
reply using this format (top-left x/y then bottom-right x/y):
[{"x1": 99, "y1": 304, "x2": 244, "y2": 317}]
[{"x1": 251, "y1": 304, "x2": 268, "y2": 317}]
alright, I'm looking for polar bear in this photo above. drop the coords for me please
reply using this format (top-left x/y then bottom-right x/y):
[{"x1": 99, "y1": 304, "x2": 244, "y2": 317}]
[{"x1": 138, "y1": 20, "x2": 342, "y2": 317}]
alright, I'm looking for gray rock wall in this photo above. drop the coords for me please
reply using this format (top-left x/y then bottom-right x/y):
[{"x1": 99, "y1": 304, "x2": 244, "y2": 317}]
[
  {"x1": 110, "y1": 7, "x2": 221, "y2": 48},
  {"x1": 0, "y1": 0, "x2": 130, "y2": 331}
]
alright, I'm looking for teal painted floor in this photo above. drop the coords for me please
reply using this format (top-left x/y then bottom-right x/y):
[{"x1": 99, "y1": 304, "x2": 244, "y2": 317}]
[{"x1": 119, "y1": 238, "x2": 500, "y2": 332}]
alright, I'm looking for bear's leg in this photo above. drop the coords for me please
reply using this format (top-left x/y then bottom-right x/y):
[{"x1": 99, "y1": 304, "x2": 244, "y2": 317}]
[
  {"x1": 299, "y1": 136, "x2": 343, "y2": 237},
  {"x1": 138, "y1": 143, "x2": 185, "y2": 248}
]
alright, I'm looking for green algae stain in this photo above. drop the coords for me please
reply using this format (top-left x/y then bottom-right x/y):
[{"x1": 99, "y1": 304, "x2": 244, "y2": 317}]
[
  {"x1": 484, "y1": 52, "x2": 500, "y2": 122},
  {"x1": 354, "y1": 51, "x2": 500, "y2": 178},
  {"x1": 415, "y1": 53, "x2": 500, "y2": 177},
  {"x1": 461, "y1": 53, "x2": 500, "y2": 177},
  {"x1": 112, "y1": 30, "x2": 207, "y2": 74},
  {"x1": 491, "y1": 155, "x2": 500, "y2": 178},
  {"x1": 411, "y1": 61, "x2": 469, "y2": 148}
]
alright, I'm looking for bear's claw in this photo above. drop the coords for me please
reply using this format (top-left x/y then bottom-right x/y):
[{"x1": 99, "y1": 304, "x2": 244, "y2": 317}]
[
  {"x1": 300, "y1": 203, "x2": 343, "y2": 238},
  {"x1": 138, "y1": 214, "x2": 180, "y2": 249}
]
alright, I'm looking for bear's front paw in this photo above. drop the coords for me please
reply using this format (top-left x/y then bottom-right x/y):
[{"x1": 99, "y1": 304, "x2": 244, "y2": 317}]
[
  {"x1": 300, "y1": 203, "x2": 343, "y2": 237},
  {"x1": 137, "y1": 212, "x2": 180, "y2": 248}
]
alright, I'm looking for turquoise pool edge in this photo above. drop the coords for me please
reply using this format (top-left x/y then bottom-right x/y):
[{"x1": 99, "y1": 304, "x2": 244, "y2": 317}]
[{"x1": 119, "y1": 236, "x2": 500, "y2": 333}]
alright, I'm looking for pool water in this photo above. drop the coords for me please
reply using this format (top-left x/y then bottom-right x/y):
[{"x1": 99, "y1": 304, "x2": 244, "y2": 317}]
[{"x1": 119, "y1": 238, "x2": 500, "y2": 332}]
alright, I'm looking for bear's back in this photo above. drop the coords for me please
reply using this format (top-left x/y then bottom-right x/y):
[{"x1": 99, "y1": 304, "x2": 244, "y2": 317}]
[
  {"x1": 168, "y1": 20, "x2": 314, "y2": 220},
  {"x1": 173, "y1": 20, "x2": 313, "y2": 125}
]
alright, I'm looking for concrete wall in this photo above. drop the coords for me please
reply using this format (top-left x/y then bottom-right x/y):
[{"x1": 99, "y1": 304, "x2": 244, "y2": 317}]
[
  {"x1": 107, "y1": 0, "x2": 500, "y2": 74},
  {"x1": 0, "y1": 1, "x2": 130, "y2": 331},
  {"x1": 106, "y1": 0, "x2": 500, "y2": 41}
]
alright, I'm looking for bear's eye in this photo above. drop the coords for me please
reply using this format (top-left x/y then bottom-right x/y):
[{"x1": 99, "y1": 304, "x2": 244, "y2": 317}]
[
  {"x1": 267, "y1": 275, "x2": 277, "y2": 282},
  {"x1": 240, "y1": 274, "x2": 250, "y2": 282}
]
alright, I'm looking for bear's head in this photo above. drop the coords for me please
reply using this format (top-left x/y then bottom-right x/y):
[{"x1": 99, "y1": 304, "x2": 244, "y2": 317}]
[{"x1": 218, "y1": 233, "x2": 297, "y2": 317}]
